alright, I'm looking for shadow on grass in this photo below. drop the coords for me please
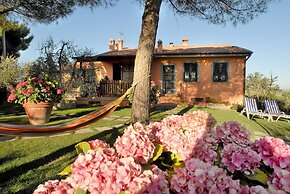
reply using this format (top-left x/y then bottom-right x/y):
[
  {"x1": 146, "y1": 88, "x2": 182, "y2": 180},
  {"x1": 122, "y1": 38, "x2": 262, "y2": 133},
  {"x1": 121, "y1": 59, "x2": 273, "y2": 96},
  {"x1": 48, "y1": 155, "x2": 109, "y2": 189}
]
[
  {"x1": 0, "y1": 124, "x2": 127, "y2": 185},
  {"x1": 0, "y1": 103, "x2": 25, "y2": 116},
  {"x1": 149, "y1": 104, "x2": 177, "y2": 121},
  {"x1": 49, "y1": 110, "x2": 99, "y2": 123},
  {"x1": 0, "y1": 151, "x2": 24, "y2": 167},
  {"x1": 177, "y1": 105, "x2": 194, "y2": 115}
]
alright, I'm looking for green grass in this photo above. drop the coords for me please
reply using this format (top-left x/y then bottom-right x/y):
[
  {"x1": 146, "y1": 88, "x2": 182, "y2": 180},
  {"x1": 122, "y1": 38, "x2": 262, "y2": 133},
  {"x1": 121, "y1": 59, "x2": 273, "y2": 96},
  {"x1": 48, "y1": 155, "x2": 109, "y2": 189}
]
[{"x1": 0, "y1": 104, "x2": 289, "y2": 193}]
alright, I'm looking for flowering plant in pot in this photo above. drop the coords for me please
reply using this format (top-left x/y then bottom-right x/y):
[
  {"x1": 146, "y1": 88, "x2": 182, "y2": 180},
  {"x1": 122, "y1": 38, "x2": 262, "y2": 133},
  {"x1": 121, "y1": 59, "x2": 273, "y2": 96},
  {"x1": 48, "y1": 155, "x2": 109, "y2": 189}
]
[
  {"x1": 34, "y1": 111, "x2": 290, "y2": 193},
  {"x1": 7, "y1": 75, "x2": 64, "y2": 125}
]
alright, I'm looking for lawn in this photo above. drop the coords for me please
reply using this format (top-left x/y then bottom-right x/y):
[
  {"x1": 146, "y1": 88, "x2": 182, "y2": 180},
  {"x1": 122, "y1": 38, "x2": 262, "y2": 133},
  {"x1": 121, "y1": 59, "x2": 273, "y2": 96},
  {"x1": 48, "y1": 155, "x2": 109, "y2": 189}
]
[{"x1": 0, "y1": 104, "x2": 289, "y2": 193}]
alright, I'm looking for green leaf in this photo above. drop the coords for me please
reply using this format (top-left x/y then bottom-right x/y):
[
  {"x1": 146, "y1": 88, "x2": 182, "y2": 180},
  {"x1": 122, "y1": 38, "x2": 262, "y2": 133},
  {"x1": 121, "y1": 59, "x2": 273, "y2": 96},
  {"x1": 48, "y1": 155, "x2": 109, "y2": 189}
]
[
  {"x1": 170, "y1": 152, "x2": 182, "y2": 163},
  {"x1": 58, "y1": 164, "x2": 72, "y2": 176},
  {"x1": 76, "y1": 188, "x2": 87, "y2": 194},
  {"x1": 75, "y1": 142, "x2": 91, "y2": 154},
  {"x1": 119, "y1": 191, "x2": 126, "y2": 194},
  {"x1": 172, "y1": 161, "x2": 185, "y2": 168},
  {"x1": 214, "y1": 144, "x2": 223, "y2": 166},
  {"x1": 152, "y1": 144, "x2": 164, "y2": 161},
  {"x1": 246, "y1": 169, "x2": 269, "y2": 185}
]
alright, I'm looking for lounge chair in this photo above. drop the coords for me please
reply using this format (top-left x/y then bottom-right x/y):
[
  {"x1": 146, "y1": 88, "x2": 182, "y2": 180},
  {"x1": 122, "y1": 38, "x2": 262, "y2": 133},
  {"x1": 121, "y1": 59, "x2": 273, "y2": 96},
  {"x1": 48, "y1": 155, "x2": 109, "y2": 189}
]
[
  {"x1": 264, "y1": 99, "x2": 290, "y2": 122},
  {"x1": 241, "y1": 97, "x2": 272, "y2": 121}
]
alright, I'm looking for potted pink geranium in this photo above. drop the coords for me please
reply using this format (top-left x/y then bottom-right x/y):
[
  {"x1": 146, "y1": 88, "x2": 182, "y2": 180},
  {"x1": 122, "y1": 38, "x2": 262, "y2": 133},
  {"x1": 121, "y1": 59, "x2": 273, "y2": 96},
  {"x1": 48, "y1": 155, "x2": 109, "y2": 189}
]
[{"x1": 7, "y1": 75, "x2": 64, "y2": 125}]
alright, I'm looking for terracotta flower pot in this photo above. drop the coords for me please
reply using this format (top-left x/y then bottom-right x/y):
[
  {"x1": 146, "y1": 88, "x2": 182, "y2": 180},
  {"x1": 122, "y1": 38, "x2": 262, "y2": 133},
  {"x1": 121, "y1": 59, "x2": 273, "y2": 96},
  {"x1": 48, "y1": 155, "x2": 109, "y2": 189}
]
[{"x1": 23, "y1": 102, "x2": 54, "y2": 125}]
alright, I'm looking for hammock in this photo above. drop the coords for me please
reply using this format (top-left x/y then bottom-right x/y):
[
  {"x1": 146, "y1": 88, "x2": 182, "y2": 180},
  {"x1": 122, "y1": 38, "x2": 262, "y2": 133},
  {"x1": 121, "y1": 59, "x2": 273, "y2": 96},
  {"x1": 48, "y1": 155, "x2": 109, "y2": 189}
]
[{"x1": 0, "y1": 87, "x2": 133, "y2": 137}]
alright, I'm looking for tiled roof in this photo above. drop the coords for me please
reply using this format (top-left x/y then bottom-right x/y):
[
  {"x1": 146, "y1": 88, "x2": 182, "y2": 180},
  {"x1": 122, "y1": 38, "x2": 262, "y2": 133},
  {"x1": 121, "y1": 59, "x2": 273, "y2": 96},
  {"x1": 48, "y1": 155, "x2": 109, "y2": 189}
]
[{"x1": 75, "y1": 45, "x2": 252, "y2": 62}]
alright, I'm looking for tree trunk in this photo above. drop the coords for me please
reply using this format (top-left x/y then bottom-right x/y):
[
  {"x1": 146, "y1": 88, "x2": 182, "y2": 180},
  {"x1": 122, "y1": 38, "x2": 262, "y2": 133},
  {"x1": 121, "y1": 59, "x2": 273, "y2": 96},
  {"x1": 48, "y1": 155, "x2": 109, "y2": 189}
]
[
  {"x1": 131, "y1": 0, "x2": 162, "y2": 124},
  {"x1": 2, "y1": 30, "x2": 6, "y2": 58}
]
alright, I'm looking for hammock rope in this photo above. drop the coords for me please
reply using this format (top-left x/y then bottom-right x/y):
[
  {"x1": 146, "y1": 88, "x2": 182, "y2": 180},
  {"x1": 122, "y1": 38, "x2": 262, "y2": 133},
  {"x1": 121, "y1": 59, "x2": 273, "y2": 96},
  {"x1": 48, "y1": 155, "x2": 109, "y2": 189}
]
[{"x1": 0, "y1": 87, "x2": 133, "y2": 137}]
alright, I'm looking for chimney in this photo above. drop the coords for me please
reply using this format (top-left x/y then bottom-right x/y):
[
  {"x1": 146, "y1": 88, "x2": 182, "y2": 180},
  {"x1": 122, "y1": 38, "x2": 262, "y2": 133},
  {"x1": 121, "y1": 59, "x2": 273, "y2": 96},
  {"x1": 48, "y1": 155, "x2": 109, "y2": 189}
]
[
  {"x1": 182, "y1": 37, "x2": 189, "y2": 46},
  {"x1": 109, "y1": 38, "x2": 116, "y2": 51},
  {"x1": 169, "y1": 42, "x2": 174, "y2": 47},
  {"x1": 117, "y1": 38, "x2": 124, "y2": 50},
  {"x1": 157, "y1": 39, "x2": 163, "y2": 51}
]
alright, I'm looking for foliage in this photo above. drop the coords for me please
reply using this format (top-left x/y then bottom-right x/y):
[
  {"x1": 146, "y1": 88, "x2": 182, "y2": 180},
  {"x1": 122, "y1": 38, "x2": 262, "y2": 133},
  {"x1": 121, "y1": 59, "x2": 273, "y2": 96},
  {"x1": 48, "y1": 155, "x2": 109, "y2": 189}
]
[
  {"x1": 34, "y1": 111, "x2": 290, "y2": 193},
  {"x1": 206, "y1": 96, "x2": 219, "y2": 103},
  {"x1": 245, "y1": 72, "x2": 290, "y2": 113},
  {"x1": 35, "y1": 37, "x2": 93, "y2": 89},
  {"x1": 7, "y1": 75, "x2": 64, "y2": 104},
  {"x1": 246, "y1": 72, "x2": 280, "y2": 100},
  {"x1": 0, "y1": 0, "x2": 116, "y2": 23},
  {"x1": 0, "y1": 23, "x2": 33, "y2": 57},
  {"x1": 0, "y1": 55, "x2": 22, "y2": 88}
]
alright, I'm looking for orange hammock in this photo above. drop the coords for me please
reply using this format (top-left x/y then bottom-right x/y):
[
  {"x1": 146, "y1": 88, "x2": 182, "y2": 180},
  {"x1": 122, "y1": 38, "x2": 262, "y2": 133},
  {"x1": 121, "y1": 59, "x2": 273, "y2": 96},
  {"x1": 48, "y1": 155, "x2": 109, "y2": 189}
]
[{"x1": 0, "y1": 88, "x2": 132, "y2": 137}]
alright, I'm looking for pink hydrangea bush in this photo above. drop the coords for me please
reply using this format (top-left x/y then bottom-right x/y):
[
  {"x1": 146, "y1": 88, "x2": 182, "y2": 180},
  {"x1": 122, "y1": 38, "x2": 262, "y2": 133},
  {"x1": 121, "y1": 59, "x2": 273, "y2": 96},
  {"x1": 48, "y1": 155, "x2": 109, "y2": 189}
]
[
  {"x1": 268, "y1": 169, "x2": 290, "y2": 193},
  {"x1": 221, "y1": 143, "x2": 261, "y2": 174},
  {"x1": 170, "y1": 158, "x2": 241, "y2": 193},
  {"x1": 146, "y1": 111, "x2": 216, "y2": 161},
  {"x1": 252, "y1": 136, "x2": 290, "y2": 170},
  {"x1": 114, "y1": 123, "x2": 155, "y2": 164},
  {"x1": 88, "y1": 139, "x2": 110, "y2": 150},
  {"x1": 34, "y1": 111, "x2": 290, "y2": 194},
  {"x1": 34, "y1": 179, "x2": 75, "y2": 194},
  {"x1": 208, "y1": 121, "x2": 251, "y2": 148}
]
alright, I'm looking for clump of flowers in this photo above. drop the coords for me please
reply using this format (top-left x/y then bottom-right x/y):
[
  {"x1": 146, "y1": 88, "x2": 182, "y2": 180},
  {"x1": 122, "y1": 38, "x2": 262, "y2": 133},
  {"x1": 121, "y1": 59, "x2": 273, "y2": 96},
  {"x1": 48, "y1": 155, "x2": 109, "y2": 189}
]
[
  {"x1": 34, "y1": 179, "x2": 75, "y2": 194},
  {"x1": 7, "y1": 75, "x2": 64, "y2": 104},
  {"x1": 211, "y1": 121, "x2": 251, "y2": 146},
  {"x1": 88, "y1": 139, "x2": 110, "y2": 150},
  {"x1": 170, "y1": 158, "x2": 241, "y2": 193},
  {"x1": 252, "y1": 136, "x2": 290, "y2": 170},
  {"x1": 221, "y1": 143, "x2": 261, "y2": 174},
  {"x1": 268, "y1": 169, "x2": 290, "y2": 193},
  {"x1": 34, "y1": 111, "x2": 290, "y2": 194},
  {"x1": 114, "y1": 123, "x2": 155, "y2": 164}
]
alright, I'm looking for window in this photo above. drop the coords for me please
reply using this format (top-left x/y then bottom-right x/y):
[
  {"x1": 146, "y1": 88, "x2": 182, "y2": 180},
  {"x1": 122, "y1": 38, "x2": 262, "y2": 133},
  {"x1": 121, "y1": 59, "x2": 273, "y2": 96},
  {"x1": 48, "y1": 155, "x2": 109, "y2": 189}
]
[
  {"x1": 213, "y1": 62, "x2": 228, "y2": 82},
  {"x1": 183, "y1": 63, "x2": 198, "y2": 82},
  {"x1": 162, "y1": 65, "x2": 175, "y2": 94}
]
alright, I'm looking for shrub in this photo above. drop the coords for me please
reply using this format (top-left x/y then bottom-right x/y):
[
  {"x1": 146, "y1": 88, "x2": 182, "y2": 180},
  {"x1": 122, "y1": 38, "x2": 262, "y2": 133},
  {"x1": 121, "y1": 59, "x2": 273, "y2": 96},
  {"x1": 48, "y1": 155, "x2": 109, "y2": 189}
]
[{"x1": 34, "y1": 111, "x2": 290, "y2": 194}]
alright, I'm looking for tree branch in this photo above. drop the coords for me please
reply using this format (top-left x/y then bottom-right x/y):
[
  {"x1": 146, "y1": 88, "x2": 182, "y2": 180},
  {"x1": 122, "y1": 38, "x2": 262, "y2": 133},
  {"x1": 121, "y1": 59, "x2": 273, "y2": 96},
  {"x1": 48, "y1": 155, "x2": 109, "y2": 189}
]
[
  {"x1": 216, "y1": 0, "x2": 250, "y2": 12},
  {"x1": 0, "y1": 5, "x2": 18, "y2": 15},
  {"x1": 168, "y1": 0, "x2": 187, "y2": 14}
]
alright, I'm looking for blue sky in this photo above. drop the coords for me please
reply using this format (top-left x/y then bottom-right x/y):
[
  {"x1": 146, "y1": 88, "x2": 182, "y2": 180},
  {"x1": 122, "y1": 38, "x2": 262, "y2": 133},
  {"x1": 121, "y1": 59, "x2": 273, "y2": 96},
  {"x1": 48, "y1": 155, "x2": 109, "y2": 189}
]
[{"x1": 20, "y1": 1, "x2": 290, "y2": 89}]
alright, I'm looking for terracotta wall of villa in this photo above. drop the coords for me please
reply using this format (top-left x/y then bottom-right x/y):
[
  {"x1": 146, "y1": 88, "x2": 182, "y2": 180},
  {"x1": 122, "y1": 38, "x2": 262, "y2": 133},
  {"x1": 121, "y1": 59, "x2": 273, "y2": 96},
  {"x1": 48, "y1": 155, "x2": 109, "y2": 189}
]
[
  {"x1": 74, "y1": 56, "x2": 246, "y2": 105},
  {"x1": 151, "y1": 57, "x2": 246, "y2": 105}
]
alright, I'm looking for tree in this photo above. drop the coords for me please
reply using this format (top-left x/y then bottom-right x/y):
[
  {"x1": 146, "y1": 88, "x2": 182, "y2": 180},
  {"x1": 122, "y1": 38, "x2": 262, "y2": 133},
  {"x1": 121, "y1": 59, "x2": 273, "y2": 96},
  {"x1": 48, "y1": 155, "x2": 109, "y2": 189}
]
[
  {"x1": 246, "y1": 72, "x2": 280, "y2": 100},
  {"x1": 35, "y1": 37, "x2": 92, "y2": 82},
  {"x1": 0, "y1": 23, "x2": 33, "y2": 57},
  {"x1": 1, "y1": 0, "x2": 276, "y2": 124},
  {"x1": 0, "y1": 1, "x2": 115, "y2": 23},
  {"x1": 0, "y1": 14, "x2": 20, "y2": 57},
  {"x1": 0, "y1": 55, "x2": 22, "y2": 88},
  {"x1": 131, "y1": 0, "x2": 275, "y2": 124}
]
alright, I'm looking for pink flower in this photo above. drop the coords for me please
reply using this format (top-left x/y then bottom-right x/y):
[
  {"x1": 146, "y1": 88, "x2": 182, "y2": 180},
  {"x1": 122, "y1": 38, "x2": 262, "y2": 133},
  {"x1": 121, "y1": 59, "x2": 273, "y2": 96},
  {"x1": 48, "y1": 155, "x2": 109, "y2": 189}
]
[
  {"x1": 268, "y1": 169, "x2": 290, "y2": 193},
  {"x1": 114, "y1": 123, "x2": 155, "y2": 164},
  {"x1": 210, "y1": 121, "x2": 251, "y2": 147},
  {"x1": 126, "y1": 165, "x2": 169, "y2": 194},
  {"x1": 88, "y1": 139, "x2": 110, "y2": 150},
  {"x1": 170, "y1": 158, "x2": 241, "y2": 193},
  {"x1": 147, "y1": 111, "x2": 216, "y2": 161},
  {"x1": 21, "y1": 88, "x2": 33, "y2": 97},
  {"x1": 7, "y1": 90, "x2": 16, "y2": 102},
  {"x1": 16, "y1": 81, "x2": 27, "y2": 89},
  {"x1": 249, "y1": 185, "x2": 269, "y2": 194},
  {"x1": 57, "y1": 88, "x2": 63, "y2": 95},
  {"x1": 221, "y1": 143, "x2": 261, "y2": 174},
  {"x1": 252, "y1": 137, "x2": 290, "y2": 170},
  {"x1": 33, "y1": 179, "x2": 75, "y2": 194}
]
